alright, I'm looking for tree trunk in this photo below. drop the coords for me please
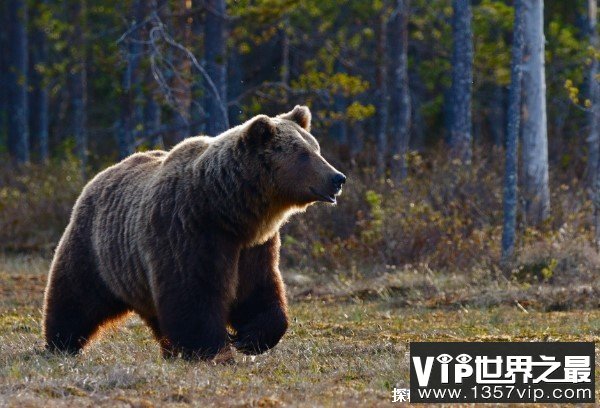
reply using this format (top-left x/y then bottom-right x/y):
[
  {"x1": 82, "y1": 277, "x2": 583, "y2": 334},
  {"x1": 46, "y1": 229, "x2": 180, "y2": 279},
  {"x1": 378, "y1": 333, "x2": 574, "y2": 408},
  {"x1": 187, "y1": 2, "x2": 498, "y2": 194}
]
[
  {"x1": 7, "y1": 0, "x2": 30, "y2": 163},
  {"x1": 68, "y1": 0, "x2": 87, "y2": 170},
  {"x1": 0, "y1": 0, "x2": 7, "y2": 144},
  {"x1": 448, "y1": 0, "x2": 473, "y2": 163},
  {"x1": 119, "y1": 0, "x2": 145, "y2": 159},
  {"x1": 586, "y1": 0, "x2": 600, "y2": 249},
  {"x1": 376, "y1": 11, "x2": 389, "y2": 178},
  {"x1": 204, "y1": 0, "x2": 229, "y2": 135},
  {"x1": 29, "y1": 1, "x2": 50, "y2": 162},
  {"x1": 131, "y1": 0, "x2": 145, "y2": 142},
  {"x1": 390, "y1": 0, "x2": 411, "y2": 182},
  {"x1": 227, "y1": 48, "x2": 243, "y2": 126},
  {"x1": 521, "y1": 0, "x2": 550, "y2": 225},
  {"x1": 142, "y1": 1, "x2": 162, "y2": 148},
  {"x1": 281, "y1": 23, "x2": 290, "y2": 103},
  {"x1": 118, "y1": 89, "x2": 135, "y2": 159},
  {"x1": 490, "y1": 85, "x2": 505, "y2": 147},
  {"x1": 189, "y1": 0, "x2": 204, "y2": 134},
  {"x1": 501, "y1": 0, "x2": 525, "y2": 264},
  {"x1": 174, "y1": 0, "x2": 192, "y2": 141},
  {"x1": 144, "y1": 64, "x2": 163, "y2": 149},
  {"x1": 587, "y1": 0, "x2": 599, "y2": 189},
  {"x1": 409, "y1": 66, "x2": 426, "y2": 150}
]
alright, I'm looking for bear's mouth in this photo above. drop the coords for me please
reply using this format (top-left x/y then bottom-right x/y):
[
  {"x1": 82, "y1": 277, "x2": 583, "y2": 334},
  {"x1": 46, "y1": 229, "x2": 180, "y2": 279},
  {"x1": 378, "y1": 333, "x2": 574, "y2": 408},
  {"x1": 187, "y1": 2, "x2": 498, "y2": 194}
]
[{"x1": 309, "y1": 187, "x2": 337, "y2": 204}]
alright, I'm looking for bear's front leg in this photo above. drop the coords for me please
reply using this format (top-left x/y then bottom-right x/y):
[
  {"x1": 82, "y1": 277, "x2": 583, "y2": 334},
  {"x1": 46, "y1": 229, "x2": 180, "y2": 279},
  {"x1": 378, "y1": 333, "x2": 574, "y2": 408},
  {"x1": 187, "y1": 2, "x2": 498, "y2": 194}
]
[
  {"x1": 230, "y1": 233, "x2": 289, "y2": 355},
  {"x1": 153, "y1": 239, "x2": 239, "y2": 360}
]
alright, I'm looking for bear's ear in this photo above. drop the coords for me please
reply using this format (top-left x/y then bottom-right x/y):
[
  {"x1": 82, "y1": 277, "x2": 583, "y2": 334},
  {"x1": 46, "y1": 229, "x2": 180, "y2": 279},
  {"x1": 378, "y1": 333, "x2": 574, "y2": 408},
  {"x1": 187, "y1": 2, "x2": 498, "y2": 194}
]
[
  {"x1": 244, "y1": 114, "x2": 276, "y2": 146},
  {"x1": 278, "y1": 105, "x2": 312, "y2": 131}
]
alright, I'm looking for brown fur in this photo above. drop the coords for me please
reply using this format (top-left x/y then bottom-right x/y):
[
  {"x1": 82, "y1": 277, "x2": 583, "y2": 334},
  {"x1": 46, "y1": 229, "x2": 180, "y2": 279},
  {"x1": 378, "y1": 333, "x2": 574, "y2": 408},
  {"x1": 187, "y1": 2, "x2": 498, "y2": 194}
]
[{"x1": 42, "y1": 106, "x2": 345, "y2": 360}]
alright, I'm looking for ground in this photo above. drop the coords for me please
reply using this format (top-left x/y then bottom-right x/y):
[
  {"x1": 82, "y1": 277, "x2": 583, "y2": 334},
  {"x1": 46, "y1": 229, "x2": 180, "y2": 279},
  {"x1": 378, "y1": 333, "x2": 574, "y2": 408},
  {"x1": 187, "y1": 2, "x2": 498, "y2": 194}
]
[{"x1": 0, "y1": 254, "x2": 598, "y2": 407}]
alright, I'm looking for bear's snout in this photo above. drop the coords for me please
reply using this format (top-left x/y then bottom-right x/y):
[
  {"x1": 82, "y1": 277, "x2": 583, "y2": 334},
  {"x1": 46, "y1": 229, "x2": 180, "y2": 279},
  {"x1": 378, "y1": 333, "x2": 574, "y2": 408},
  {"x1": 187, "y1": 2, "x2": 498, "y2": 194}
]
[
  {"x1": 332, "y1": 173, "x2": 346, "y2": 192},
  {"x1": 308, "y1": 170, "x2": 346, "y2": 204}
]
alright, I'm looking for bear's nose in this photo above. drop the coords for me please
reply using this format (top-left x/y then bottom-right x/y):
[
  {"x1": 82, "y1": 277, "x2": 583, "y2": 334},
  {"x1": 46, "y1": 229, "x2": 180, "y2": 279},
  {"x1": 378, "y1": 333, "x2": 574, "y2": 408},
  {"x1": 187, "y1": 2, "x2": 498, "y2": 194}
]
[{"x1": 332, "y1": 173, "x2": 347, "y2": 190}]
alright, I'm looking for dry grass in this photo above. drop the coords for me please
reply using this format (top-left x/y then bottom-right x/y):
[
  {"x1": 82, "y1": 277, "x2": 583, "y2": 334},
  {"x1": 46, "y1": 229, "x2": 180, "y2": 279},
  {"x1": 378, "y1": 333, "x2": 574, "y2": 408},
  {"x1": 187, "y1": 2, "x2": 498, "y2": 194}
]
[{"x1": 0, "y1": 254, "x2": 599, "y2": 407}]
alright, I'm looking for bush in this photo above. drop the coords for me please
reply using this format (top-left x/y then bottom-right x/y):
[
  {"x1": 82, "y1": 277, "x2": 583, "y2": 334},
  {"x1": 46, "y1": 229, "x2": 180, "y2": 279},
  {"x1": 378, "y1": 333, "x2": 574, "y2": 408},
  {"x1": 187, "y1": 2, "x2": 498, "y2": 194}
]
[
  {"x1": 0, "y1": 157, "x2": 84, "y2": 252},
  {"x1": 1, "y1": 146, "x2": 598, "y2": 286},
  {"x1": 281, "y1": 147, "x2": 505, "y2": 272},
  {"x1": 280, "y1": 145, "x2": 599, "y2": 284}
]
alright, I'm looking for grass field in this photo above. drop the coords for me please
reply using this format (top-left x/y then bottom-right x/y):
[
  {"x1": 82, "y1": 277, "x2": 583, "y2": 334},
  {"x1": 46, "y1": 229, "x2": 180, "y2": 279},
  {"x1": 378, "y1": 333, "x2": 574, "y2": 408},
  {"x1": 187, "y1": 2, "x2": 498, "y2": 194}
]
[{"x1": 0, "y1": 254, "x2": 598, "y2": 407}]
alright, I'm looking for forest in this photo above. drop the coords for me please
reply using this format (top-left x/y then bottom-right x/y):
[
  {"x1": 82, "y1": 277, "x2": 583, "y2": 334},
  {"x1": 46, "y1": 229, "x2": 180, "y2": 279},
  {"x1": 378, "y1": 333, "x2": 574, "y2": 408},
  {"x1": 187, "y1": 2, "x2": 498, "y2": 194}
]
[
  {"x1": 0, "y1": 0, "x2": 599, "y2": 406},
  {"x1": 1, "y1": 0, "x2": 600, "y2": 267}
]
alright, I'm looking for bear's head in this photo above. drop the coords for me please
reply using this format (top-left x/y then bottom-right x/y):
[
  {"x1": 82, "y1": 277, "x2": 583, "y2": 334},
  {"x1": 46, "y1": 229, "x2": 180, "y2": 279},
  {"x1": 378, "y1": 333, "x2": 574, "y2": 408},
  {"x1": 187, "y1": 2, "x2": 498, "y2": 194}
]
[{"x1": 243, "y1": 106, "x2": 346, "y2": 207}]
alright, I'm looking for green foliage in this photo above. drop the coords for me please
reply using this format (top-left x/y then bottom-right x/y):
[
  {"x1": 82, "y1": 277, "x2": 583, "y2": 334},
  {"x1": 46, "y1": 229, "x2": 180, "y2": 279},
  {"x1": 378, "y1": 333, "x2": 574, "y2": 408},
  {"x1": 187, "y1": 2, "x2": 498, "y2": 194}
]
[
  {"x1": 472, "y1": 0, "x2": 513, "y2": 86},
  {"x1": 545, "y1": 14, "x2": 588, "y2": 120},
  {"x1": 513, "y1": 258, "x2": 557, "y2": 284},
  {"x1": 8, "y1": 0, "x2": 593, "y2": 161},
  {"x1": 360, "y1": 190, "x2": 384, "y2": 243},
  {"x1": 346, "y1": 101, "x2": 375, "y2": 122},
  {"x1": 564, "y1": 79, "x2": 581, "y2": 105},
  {"x1": 292, "y1": 71, "x2": 370, "y2": 97}
]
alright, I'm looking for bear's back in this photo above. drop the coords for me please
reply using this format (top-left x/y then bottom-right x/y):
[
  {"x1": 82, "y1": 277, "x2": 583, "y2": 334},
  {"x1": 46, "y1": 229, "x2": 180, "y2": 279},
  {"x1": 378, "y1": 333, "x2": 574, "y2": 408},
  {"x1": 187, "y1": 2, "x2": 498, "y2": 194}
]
[
  {"x1": 162, "y1": 136, "x2": 212, "y2": 167},
  {"x1": 85, "y1": 151, "x2": 166, "y2": 203}
]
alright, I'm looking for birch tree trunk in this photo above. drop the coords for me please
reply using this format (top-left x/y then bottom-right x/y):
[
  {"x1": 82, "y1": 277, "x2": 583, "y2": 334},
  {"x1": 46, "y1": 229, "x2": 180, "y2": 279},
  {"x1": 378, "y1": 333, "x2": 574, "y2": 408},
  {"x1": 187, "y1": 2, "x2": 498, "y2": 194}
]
[
  {"x1": 587, "y1": 0, "x2": 599, "y2": 188},
  {"x1": 521, "y1": 0, "x2": 550, "y2": 225},
  {"x1": 376, "y1": 11, "x2": 389, "y2": 178},
  {"x1": 449, "y1": 0, "x2": 473, "y2": 163},
  {"x1": 390, "y1": 0, "x2": 411, "y2": 182},
  {"x1": 501, "y1": 0, "x2": 525, "y2": 264},
  {"x1": 586, "y1": 0, "x2": 600, "y2": 249},
  {"x1": 204, "y1": 0, "x2": 229, "y2": 135},
  {"x1": 7, "y1": 0, "x2": 30, "y2": 163}
]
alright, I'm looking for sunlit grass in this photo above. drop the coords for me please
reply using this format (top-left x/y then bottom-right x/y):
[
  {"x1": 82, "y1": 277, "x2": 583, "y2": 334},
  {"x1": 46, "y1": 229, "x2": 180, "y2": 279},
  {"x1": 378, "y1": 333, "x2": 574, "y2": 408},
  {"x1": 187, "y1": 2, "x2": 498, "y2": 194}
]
[{"x1": 0, "y1": 255, "x2": 598, "y2": 406}]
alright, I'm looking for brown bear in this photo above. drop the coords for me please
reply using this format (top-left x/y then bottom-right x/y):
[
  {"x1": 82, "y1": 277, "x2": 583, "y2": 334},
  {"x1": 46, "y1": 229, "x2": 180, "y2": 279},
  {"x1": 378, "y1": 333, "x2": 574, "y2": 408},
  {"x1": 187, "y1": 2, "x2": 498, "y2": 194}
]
[{"x1": 42, "y1": 106, "x2": 346, "y2": 360}]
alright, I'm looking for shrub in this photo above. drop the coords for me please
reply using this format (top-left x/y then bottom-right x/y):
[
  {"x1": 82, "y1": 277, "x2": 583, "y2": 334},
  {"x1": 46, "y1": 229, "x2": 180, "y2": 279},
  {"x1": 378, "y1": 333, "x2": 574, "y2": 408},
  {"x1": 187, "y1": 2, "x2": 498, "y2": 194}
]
[
  {"x1": 1, "y1": 146, "x2": 597, "y2": 286},
  {"x1": 0, "y1": 157, "x2": 84, "y2": 252},
  {"x1": 281, "y1": 145, "x2": 599, "y2": 284}
]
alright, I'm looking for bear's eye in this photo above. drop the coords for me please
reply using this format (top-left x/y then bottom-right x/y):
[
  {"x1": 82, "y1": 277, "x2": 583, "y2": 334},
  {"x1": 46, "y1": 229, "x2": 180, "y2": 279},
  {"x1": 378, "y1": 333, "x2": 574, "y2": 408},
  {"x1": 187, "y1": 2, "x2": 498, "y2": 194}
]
[{"x1": 298, "y1": 151, "x2": 310, "y2": 162}]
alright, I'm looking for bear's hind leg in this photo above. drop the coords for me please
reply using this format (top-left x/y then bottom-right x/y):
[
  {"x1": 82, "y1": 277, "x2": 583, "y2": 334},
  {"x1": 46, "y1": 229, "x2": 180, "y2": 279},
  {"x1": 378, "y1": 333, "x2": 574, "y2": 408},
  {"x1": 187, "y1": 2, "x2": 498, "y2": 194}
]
[
  {"x1": 157, "y1": 289, "x2": 229, "y2": 360},
  {"x1": 140, "y1": 315, "x2": 176, "y2": 359},
  {"x1": 43, "y1": 254, "x2": 128, "y2": 354}
]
